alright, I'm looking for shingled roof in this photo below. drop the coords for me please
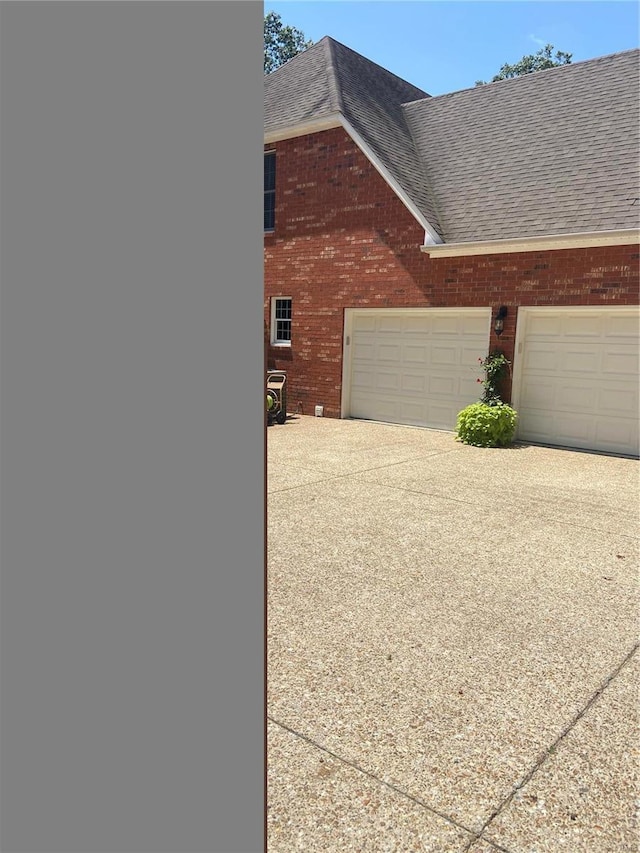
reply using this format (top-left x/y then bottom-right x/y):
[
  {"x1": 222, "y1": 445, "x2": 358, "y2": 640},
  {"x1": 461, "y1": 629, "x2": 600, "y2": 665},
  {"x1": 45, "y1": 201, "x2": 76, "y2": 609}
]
[
  {"x1": 265, "y1": 38, "x2": 640, "y2": 244},
  {"x1": 265, "y1": 37, "x2": 443, "y2": 240},
  {"x1": 405, "y1": 49, "x2": 640, "y2": 243}
]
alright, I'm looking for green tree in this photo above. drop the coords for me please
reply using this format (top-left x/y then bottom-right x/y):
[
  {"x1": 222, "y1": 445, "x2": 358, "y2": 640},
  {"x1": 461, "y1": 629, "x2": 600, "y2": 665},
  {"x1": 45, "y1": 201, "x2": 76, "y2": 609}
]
[
  {"x1": 264, "y1": 11, "x2": 314, "y2": 75},
  {"x1": 475, "y1": 44, "x2": 572, "y2": 86}
]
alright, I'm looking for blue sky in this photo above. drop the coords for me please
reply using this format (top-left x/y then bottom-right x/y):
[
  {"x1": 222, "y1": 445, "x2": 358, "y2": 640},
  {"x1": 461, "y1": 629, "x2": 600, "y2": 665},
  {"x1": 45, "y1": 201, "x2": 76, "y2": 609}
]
[{"x1": 265, "y1": 1, "x2": 639, "y2": 94}]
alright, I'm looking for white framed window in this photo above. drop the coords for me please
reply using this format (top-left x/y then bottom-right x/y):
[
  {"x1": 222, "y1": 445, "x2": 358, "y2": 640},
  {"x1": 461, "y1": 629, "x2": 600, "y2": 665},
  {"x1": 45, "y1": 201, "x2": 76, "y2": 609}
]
[{"x1": 271, "y1": 297, "x2": 292, "y2": 346}]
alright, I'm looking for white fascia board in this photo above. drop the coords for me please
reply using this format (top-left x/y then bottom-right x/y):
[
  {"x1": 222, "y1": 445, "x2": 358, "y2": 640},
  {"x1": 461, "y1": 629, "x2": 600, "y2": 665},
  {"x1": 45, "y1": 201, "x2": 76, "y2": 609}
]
[
  {"x1": 264, "y1": 114, "x2": 343, "y2": 145},
  {"x1": 420, "y1": 229, "x2": 640, "y2": 258},
  {"x1": 338, "y1": 116, "x2": 443, "y2": 245}
]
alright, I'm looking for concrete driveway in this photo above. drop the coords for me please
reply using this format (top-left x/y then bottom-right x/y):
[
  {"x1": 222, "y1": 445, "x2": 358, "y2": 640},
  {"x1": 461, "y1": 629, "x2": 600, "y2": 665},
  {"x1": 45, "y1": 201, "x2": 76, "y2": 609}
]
[{"x1": 267, "y1": 415, "x2": 639, "y2": 852}]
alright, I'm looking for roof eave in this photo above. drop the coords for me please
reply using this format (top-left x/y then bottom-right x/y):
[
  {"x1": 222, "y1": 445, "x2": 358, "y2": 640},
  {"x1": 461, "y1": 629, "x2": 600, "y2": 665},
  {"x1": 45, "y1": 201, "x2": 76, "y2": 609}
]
[
  {"x1": 420, "y1": 229, "x2": 640, "y2": 258},
  {"x1": 264, "y1": 114, "x2": 343, "y2": 145}
]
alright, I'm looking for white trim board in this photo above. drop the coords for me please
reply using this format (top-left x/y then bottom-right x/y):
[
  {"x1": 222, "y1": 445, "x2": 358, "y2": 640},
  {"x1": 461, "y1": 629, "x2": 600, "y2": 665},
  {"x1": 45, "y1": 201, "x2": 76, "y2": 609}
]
[
  {"x1": 338, "y1": 117, "x2": 443, "y2": 246},
  {"x1": 264, "y1": 115, "x2": 343, "y2": 145},
  {"x1": 421, "y1": 230, "x2": 640, "y2": 258}
]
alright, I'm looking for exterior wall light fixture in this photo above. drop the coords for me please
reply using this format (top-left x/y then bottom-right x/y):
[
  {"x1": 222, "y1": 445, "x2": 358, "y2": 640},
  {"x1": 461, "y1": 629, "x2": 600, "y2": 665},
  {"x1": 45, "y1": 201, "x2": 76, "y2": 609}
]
[{"x1": 494, "y1": 305, "x2": 508, "y2": 336}]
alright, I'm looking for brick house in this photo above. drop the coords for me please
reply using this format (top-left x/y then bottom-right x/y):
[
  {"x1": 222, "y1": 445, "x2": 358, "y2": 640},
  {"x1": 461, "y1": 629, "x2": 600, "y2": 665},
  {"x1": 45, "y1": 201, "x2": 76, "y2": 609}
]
[{"x1": 265, "y1": 37, "x2": 639, "y2": 456}]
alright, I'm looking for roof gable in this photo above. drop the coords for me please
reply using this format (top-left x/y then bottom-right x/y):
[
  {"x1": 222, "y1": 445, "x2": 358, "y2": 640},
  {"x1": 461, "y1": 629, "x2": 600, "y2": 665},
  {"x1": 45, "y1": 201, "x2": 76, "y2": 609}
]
[{"x1": 265, "y1": 37, "x2": 443, "y2": 239}]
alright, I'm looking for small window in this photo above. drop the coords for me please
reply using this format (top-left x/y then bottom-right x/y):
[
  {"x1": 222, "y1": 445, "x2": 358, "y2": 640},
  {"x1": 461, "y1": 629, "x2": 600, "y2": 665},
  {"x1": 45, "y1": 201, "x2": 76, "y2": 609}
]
[
  {"x1": 271, "y1": 298, "x2": 291, "y2": 346},
  {"x1": 264, "y1": 151, "x2": 275, "y2": 231}
]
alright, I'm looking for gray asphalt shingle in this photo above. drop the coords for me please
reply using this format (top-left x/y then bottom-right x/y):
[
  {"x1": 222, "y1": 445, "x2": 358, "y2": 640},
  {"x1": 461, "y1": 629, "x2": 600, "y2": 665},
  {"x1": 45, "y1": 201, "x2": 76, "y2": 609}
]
[
  {"x1": 265, "y1": 38, "x2": 640, "y2": 243},
  {"x1": 405, "y1": 49, "x2": 640, "y2": 242},
  {"x1": 265, "y1": 39, "x2": 340, "y2": 133}
]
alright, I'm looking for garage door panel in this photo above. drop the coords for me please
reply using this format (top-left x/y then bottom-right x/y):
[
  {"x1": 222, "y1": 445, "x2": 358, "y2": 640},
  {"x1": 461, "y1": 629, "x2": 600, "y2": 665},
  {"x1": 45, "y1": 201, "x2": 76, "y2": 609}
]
[
  {"x1": 376, "y1": 343, "x2": 401, "y2": 362},
  {"x1": 460, "y1": 376, "x2": 482, "y2": 397},
  {"x1": 428, "y1": 374, "x2": 457, "y2": 395},
  {"x1": 600, "y1": 385, "x2": 638, "y2": 414},
  {"x1": 353, "y1": 315, "x2": 376, "y2": 333},
  {"x1": 595, "y1": 417, "x2": 639, "y2": 451},
  {"x1": 561, "y1": 383, "x2": 602, "y2": 411},
  {"x1": 525, "y1": 343, "x2": 637, "y2": 378},
  {"x1": 403, "y1": 344, "x2": 428, "y2": 364},
  {"x1": 527, "y1": 315, "x2": 563, "y2": 337},
  {"x1": 521, "y1": 380, "x2": 557, "y2": 409},
  {"x1": 522, "y1": 378, "x2": 638, "y2": 417},
  {"x1": 602, "y1": 348, "x2": 638, "y2": 376},
  {"x1": 351, "y1": 369, "x2": 374, "y2": 390},
  {"x1": 353, "y1": 341, "x2": 375, "y2": 360},
  {"x1": 516, "y1": 308, "x2": 639, "y2": 456},
  {"x1": 401, "y1": 374, "x2": 427, "y2": 393},
  {"x1": 562, "y1": 315, "x2": 602, "y2": 337},
  {"x1": 562, "y1": 349, "x2": 599, "y2": 373},
  {"x1": 554, "y1": 412, "x2": 594, "y2": 443},
  {"x1": 522, "y1": 346, "x2": 557, "y2": 372},
  {"x1": 350, "y1": 394, "x2": 397, "y2": 422},
  {"x1": 604, "y1": 314, "x2": 640, "y2": 339},
  {"x1": 456, "y1": 315, "x2": 492, "y2": 336},
  {"x1": 404, "y1": 316, "x2": 433, "y2": 335},
  {"x1": 426, "y1": 402, "x2": 459, "y2": 429},
  {"x1": 430, "y1": 315, "x2": 460, "y2": 335},
  {"x1": 518, "y1": 410, "x2": 559, "y2": 443},
  {"x1": 400, "y1": 400, "x2": 429, "y2": 423},
  {"x1": 431, "y1": 345, "x2": 459, "y2": 366},
  {"x1": 378, "y1": 316, "x2": 405, "y2": 333},
  {"x1": 460, "y1": 346, "x2": 485, "y2": 366},
  {"x1": 375, "y1": 371, "x2": 400, "y2": 391}
]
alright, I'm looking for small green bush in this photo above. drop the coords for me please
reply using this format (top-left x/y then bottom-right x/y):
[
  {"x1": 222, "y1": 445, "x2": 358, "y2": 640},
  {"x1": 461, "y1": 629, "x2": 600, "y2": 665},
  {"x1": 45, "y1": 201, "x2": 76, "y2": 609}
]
[{"x1": 455, "y1": 401, "x2": 518, "y2": 448}]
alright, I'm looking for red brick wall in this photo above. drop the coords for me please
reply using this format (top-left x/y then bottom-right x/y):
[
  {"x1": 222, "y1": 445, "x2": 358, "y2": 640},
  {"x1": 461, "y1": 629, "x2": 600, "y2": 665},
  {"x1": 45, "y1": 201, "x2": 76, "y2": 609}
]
[{"x1": 265, "y1": 127, "x2": 639, "y2": 417}]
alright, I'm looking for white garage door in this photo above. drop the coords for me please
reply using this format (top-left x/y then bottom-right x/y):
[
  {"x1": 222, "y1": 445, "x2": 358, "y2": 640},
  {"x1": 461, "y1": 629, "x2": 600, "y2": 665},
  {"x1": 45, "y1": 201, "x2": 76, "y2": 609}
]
[
  {"x1": 513, "y1": 307, "x2": 639, "y2": 456},
  {"x1": 343, "y1": 309, "x2": 491, "y2": 430}
]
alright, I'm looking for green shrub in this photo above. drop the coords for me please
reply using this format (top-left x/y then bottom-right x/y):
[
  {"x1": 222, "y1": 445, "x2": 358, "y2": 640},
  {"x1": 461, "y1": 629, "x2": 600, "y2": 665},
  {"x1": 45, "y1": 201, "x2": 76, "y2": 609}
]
[{"x1": 455, "y1": 401, "x2": 518, "y2": 448}]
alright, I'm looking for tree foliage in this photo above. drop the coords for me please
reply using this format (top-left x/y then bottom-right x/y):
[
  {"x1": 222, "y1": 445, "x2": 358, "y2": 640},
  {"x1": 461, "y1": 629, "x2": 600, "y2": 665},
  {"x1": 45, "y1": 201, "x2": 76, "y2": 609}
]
[
  {"x1": 264, "y1": 11, "x2": 314, "y2": 75},
  {"x1": 475, "y1": 44, "x2": 572, "y2": 86}
]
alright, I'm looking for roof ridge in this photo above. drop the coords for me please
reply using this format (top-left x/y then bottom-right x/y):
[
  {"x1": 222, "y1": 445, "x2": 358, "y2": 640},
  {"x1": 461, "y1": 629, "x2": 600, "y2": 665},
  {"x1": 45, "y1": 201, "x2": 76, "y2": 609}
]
[
  {"x1": 322, "y1": 36, "x2": 344, "y2": 114},
  {"x1": 402, "y1": 46, "x2": 640, "y2": 106},
  {"x1": 320, "y1": 35, "x2": 430, "y2": 99}
]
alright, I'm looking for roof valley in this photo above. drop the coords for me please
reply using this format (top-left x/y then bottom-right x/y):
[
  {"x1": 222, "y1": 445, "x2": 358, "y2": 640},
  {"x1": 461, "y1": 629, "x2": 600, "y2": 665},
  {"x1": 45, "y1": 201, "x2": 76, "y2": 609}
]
[{"x1": 402, "y1": 105, "x2": 451, "y2": 241}]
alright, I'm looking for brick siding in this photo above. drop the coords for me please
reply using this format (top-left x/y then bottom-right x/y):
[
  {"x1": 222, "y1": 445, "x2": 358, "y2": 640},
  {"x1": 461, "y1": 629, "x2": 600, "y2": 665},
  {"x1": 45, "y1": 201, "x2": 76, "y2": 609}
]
[{"x1": 265, "y1": 127, "x2": 639, "y2": 418}]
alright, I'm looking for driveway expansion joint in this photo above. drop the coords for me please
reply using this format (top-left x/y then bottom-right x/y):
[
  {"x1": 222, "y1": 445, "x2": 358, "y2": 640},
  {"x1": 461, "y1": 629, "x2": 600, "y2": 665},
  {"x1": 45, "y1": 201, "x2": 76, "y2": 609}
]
[
  {"x1": 469, "y1": 642, "x2": 640, "y2": 847},
  {"x1": 268, "y1": 714, "x2": 486, "y2": 844},
  {"x1": 269, "y1": 451, "x2": 460, "y2": 494}
]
